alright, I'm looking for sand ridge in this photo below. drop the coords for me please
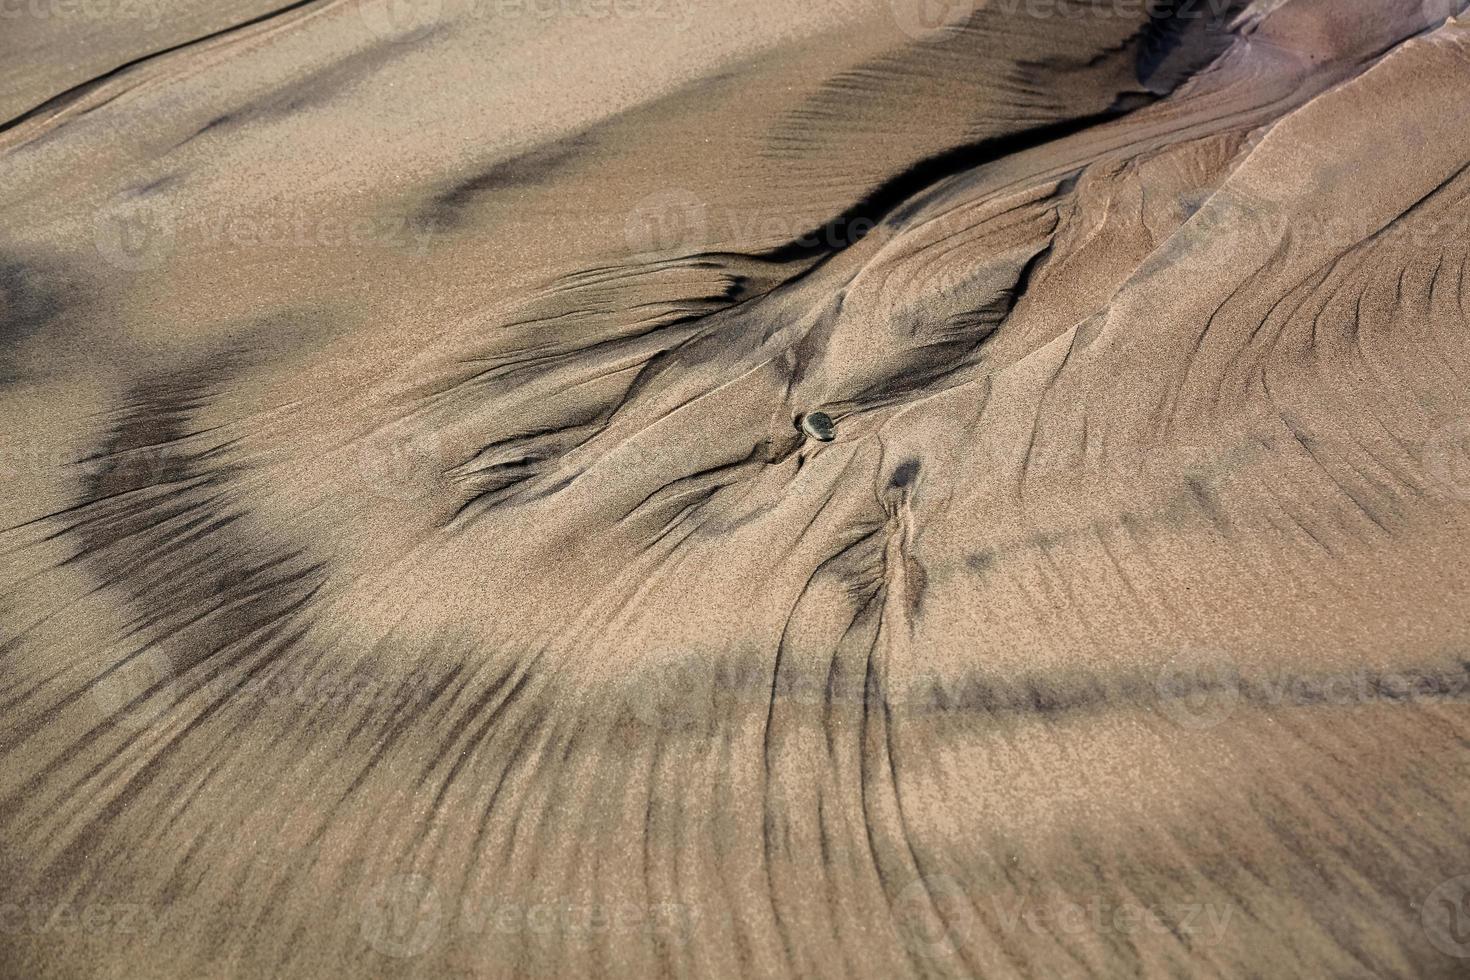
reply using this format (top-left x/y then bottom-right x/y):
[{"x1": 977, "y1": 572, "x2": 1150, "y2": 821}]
[{"x1": 2, "y1": 0, "x2": 1470, "y2": 977}]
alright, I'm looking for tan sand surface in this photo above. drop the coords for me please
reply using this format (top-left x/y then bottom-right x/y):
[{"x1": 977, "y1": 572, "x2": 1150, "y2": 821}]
[{"x1": 3, "y1": 0, "x2": 1470, "y2": 976}]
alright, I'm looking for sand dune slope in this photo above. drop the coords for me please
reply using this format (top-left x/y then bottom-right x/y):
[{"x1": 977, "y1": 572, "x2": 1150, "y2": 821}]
[{"x1": 3, "y1": 1, "x2": 1470, "y2": 977}]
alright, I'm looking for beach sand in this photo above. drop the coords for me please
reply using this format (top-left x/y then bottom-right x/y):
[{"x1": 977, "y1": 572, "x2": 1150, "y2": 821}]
[{"x1": 3, "y1": 0, "x2": 1470, "y2": 975}]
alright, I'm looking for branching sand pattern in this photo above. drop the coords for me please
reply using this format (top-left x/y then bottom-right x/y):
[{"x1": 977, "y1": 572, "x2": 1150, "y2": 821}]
[{"x1": 3, "y1": 0, "x2": 1470, "y2": 976}]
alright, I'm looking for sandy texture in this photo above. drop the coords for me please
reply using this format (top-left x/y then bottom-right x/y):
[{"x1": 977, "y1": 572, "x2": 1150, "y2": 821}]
[{"x1": 4, "y1": 0, "x2": 1470, "y2": 976}]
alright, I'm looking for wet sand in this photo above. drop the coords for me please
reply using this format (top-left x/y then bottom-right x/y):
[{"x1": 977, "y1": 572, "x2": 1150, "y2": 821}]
[{"x1": 4, "y1": 0, "x2": 1470, "y2": 976}]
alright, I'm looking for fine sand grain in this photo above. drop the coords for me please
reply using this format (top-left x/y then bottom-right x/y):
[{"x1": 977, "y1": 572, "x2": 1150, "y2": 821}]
[{"x1": 3, "y1": 1, "x2": 1470, "y2": 976}]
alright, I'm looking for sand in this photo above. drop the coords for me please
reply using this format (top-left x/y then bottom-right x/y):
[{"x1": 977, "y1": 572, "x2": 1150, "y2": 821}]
[{"x1": 3, "y1": 0, "x2": 1470, "y2": 976}]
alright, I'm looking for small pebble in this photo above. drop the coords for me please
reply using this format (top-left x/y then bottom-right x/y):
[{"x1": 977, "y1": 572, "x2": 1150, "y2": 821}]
[{"x1": 799, "y1": 411, "x2": 836, "y2": 442}]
